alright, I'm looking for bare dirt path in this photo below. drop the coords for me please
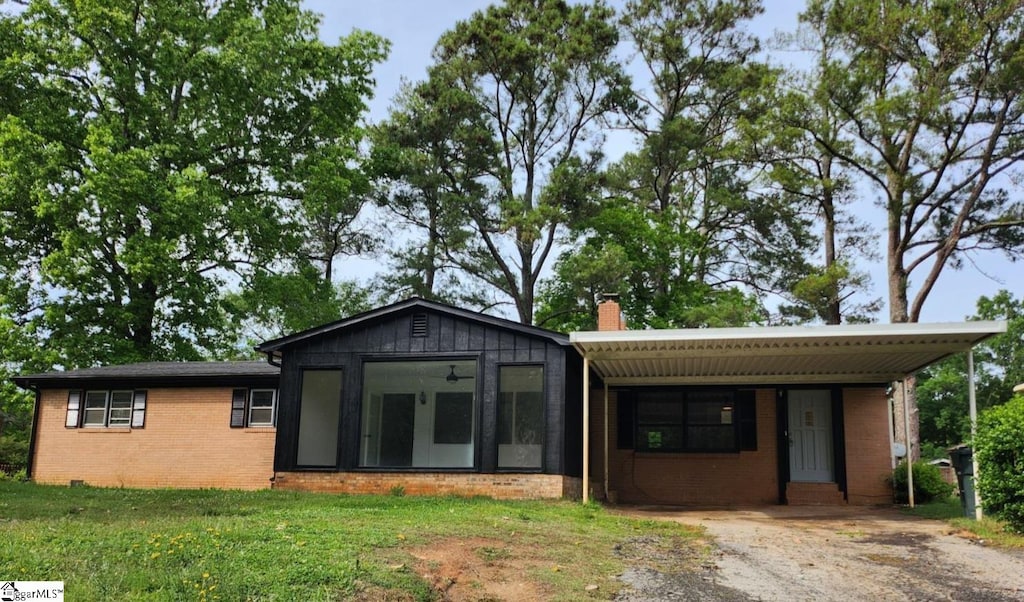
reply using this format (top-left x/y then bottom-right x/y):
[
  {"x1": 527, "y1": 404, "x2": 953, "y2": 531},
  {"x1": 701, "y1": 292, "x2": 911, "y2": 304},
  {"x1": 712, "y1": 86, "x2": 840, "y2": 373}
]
[{"x1": 615, "y1": 505, "x2": 1024, "y2": 601}]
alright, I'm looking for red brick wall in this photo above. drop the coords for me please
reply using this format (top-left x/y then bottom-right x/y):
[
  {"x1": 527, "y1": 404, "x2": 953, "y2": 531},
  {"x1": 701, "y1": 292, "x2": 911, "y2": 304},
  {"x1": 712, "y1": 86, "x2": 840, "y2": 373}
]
[
  {"x1": 597, "y1": 300, "x2": 626, "y2": 331},
  {"x1": 593, "y1": 389, "x2": 779, "y2": 505},
  {"x1": 32, "y1": 388, "x2": 276, "y2": 490},
  {"x1": 843, "y1": 387, "x2": 894, "y2": 504},
  {"x1": 273, "y1": 471, "x2": 582, "y2": 500}
]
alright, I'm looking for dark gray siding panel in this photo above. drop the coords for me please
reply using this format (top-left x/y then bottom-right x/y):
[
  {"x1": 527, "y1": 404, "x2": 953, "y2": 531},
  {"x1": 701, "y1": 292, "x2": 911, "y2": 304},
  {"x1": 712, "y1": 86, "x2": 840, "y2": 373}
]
[
  {"x1": 274, "y1": 306, "x2": 579, "y2": 476},
  {"x1": 563, "y1": 350, "x2": 584, "y2": 478}
]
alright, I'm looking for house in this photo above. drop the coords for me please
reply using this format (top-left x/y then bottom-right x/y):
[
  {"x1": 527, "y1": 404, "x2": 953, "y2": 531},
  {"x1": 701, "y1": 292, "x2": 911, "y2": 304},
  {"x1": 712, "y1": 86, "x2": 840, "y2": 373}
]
[
  {"x1": 14, "y1": 361, "x2": 280, "y2": 490},
  {"x1": 13, "y1": 296, "x2": 1006, "y2": 505}
]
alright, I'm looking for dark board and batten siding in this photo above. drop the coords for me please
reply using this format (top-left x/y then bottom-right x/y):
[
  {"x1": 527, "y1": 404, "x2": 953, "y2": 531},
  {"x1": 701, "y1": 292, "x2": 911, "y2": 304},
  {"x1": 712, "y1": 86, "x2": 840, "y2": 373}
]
[{"x1": 272, "y1": 307, "x2": 579, "y2": 477}]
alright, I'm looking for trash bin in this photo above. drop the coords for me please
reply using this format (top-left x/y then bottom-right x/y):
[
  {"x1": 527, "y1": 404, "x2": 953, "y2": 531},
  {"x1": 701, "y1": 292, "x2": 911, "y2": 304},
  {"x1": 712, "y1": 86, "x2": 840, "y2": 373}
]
[{"x1": 949, "y1": 445, "x2": 976, "y2": 518}]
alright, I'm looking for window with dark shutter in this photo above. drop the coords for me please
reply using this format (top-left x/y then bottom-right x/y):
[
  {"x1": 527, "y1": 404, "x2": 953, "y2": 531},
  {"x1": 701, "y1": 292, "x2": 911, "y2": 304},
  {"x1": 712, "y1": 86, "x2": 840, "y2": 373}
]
[
  {"x1": 411, "y1": 313, "x2": 428, "y2": 337},
  {"x1": 66, "y1": 390, "x2": 82, "y2": 428},
  {"x1": 230, "y1": 388, "x2": 248, "y2": 427}
]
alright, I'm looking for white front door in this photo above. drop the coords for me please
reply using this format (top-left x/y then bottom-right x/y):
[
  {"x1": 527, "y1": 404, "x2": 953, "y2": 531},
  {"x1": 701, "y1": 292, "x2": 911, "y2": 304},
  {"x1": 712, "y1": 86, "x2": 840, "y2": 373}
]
[{"x1": 788, "y1": 389, "x2": 834, "y2": 482}]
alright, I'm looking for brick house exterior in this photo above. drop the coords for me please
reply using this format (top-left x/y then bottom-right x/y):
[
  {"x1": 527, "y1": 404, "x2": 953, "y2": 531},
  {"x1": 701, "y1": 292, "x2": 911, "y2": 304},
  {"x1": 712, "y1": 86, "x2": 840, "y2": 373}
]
[
  {"x1": 15, "y1": 363, "x2": 279, "y2": 490},
  {"x1": 14, "y1": 297, "x2": 1003, "y2": 504}
]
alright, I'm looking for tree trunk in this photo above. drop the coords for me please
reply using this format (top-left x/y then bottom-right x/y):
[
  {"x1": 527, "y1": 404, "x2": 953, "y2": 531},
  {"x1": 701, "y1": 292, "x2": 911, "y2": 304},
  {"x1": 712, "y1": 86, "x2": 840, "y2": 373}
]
[{"x1": 887, "y1": 173, "x2": 919, "y2": 461}]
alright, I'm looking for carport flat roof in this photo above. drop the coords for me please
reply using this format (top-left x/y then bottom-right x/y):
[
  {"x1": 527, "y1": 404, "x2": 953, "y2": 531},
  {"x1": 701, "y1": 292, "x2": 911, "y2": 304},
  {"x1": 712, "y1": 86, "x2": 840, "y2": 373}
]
[{"x1": 570, "y1": 321, "x2": 1007, "y2": 385}]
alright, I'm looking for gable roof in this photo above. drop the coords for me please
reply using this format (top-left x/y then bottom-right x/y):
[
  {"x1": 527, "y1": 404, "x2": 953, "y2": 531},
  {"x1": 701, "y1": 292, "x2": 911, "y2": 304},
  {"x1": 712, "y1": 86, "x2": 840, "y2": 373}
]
[
  {"x1": 256, "y1": 297, "x2": 569, "y2": 356},
  {"x1": 14, "y1": 361, "x2": 279, "y2": 390},
  {"x1": 571, "y1": 320, "x2": 1007, "y2": 385}
]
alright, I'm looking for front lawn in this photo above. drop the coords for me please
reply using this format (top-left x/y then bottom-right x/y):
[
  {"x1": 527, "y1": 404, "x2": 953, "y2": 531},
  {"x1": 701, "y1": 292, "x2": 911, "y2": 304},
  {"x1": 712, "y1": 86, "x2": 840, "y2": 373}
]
[{"x1": 0, "y1": 482, "x2": 703, "y2": 600}]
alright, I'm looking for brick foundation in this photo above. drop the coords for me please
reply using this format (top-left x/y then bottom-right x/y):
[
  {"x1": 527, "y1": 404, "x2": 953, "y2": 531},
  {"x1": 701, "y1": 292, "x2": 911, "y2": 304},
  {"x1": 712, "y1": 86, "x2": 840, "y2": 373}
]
[{"x1": 273, "y1": 471, "x2": 582, "y2": 500}]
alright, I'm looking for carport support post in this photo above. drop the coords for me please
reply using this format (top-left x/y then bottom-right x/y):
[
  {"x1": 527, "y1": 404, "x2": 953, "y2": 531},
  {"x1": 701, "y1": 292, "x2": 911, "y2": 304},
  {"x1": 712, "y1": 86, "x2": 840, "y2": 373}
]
[
  {"x1": 583, "y1": 356, "x2": 590, "y2": 504},
  {"x1": 968, "y1": 349, "x2": 982, "y2": 520},
  {"x1": 902, "y1": 378, "x2": 915, "y2": 508},
  {"x1": 604, "y1": 381, "x2": 609, "y2": 502}
]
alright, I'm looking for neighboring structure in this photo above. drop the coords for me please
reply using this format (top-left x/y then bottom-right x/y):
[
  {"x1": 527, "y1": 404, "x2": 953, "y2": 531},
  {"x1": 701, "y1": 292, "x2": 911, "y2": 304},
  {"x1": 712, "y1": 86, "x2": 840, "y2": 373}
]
[{"x1": 13, "y1": 297, "x2": 1006, "y2": 504}]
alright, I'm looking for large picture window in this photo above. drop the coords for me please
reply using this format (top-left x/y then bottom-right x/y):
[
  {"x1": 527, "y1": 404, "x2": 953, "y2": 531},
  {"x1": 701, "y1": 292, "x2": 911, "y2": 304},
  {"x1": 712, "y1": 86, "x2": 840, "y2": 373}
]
[
  {"x1": 627, "y1": 389, "x2": 755, "y2": 453},
  {"x1": 360, "y1": 360, "x2": 477, "y2": 468},
  {"x1": 497, "y1": 365, "x2": 544, "y2": 469}
]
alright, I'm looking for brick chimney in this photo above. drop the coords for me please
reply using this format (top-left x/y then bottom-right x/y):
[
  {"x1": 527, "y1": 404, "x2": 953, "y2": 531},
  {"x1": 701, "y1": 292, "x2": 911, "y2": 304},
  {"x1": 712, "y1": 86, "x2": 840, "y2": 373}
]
[{"x1": 597, "y1": 293, "x2": 627, "y2": 331}]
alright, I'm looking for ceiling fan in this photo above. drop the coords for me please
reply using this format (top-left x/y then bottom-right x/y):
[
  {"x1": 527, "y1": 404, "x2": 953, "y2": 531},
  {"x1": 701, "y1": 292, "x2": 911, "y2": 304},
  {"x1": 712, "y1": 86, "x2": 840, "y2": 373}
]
[{"x1": 445, "y1": 365, "x2": 474, "y2": 383}]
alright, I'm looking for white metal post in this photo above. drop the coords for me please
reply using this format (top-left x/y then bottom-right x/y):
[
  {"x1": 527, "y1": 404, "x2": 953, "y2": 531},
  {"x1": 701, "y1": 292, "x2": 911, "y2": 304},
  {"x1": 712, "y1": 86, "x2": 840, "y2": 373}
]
[
  {"x1": 582, "y1": 356, "x2": 590, "y2": 504},
  {"x1": 968, "y1": 349, "x2": 982, "y2": 520},
  {"x1": 603, "y1": 381, "x2": 609, "y2": 502}
]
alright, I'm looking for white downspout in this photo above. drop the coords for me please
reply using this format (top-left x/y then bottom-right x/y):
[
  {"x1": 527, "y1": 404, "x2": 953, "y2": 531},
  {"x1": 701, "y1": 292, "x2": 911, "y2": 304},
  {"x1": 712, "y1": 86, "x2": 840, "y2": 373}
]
[
  {"x1": 902, "y1": 378, "x2": 915, "y2": 508},
  {"x1": 583, "y1": 356, "x2": 590, "y2": 504},
  {"x1": 968, "y1": 349, "x2": 982, "y2": 520}
]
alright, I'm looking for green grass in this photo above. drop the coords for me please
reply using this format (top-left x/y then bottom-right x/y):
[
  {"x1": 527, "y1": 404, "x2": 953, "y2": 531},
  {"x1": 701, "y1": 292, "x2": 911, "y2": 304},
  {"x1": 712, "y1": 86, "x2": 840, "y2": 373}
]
[
  {"x1": 0, "y1": 482, "x2": 703, "y2": 600},
  {"x1": 903, "y1": 495, "x2": 1024, "y2": 549}
]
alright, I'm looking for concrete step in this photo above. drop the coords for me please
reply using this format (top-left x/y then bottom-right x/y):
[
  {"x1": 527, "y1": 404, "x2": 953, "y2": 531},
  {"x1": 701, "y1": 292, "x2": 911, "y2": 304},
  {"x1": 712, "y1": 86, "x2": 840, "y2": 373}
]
[{"x1": 787, "y1": 481, "x2": 846, "y2": 505}]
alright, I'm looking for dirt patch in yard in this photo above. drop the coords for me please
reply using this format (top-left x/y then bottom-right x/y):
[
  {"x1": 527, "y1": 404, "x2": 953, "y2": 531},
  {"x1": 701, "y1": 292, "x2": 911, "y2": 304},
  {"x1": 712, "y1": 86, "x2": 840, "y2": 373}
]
[
  {"x1": 391, "y1": 506, "x2": 1024, "y2": 601},
  {"x1": 615, "y1": 505, "x2": 1024, "y2": 601},
  {"x1": 408, "y1": 537, "x2": 552, "y2": 601}
]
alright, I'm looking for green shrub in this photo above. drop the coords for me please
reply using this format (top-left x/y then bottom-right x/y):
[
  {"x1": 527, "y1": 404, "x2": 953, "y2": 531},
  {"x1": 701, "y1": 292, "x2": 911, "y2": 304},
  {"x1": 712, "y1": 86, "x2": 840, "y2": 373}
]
[
  {"x1": 891, "y1": 460, "x2": 954, "y2": 504},
  {"x1": 0, "y1": 467, "x2": 27, "y2": 482},
  {"x1": 975, "y1": 396, "x2": 1024, "y2": 533},
  {"x1": 0, "y1": 436, "x2": 30, "y2": 466}
]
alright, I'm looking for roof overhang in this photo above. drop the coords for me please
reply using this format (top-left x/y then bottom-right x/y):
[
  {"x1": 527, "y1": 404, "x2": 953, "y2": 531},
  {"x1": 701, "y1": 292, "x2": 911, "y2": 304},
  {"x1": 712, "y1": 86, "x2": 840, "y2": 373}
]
[{"x1": 570, "y1": 321, "x2": 1007, "y2": 386}]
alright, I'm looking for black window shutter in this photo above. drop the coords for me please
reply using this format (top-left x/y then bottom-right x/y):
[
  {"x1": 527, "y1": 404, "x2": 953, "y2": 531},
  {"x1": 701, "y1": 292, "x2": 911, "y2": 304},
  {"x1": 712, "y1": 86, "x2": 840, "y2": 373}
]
[
  {"x1": 230, "y1": 388, "x2": 248, "y2": 427},
  {"x1": 737, "y1": 390, "x2": 757, "y2": 451},
  {"x1": 616, "y1": 391, "x2": 634, "y2": 449},
  {"x1": 66, "y1": 390, "x2": 83, "y2": 428}
]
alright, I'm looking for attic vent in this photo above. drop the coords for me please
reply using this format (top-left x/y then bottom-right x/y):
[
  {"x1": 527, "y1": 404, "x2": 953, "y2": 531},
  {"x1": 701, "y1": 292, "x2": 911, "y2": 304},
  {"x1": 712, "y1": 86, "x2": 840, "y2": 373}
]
[{"x1": 411, "y1": 313, "x2": 428, "y2": 337}]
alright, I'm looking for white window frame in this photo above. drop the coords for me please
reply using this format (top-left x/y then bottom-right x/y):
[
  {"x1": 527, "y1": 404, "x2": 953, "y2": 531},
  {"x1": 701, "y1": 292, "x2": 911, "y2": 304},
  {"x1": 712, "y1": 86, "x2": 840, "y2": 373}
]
[
  {"x1": 107, "y1": 390, "x2": 134, "y2": 427},
  {"x1": 73, "y1": 389, "x2": 146, "y2": 429},
  {"x1": 82, "y1": 391, "x2": 110, "y2": 427},
  {"x1": 247, "y1": 389, "x2": 276, "y2": 427}
]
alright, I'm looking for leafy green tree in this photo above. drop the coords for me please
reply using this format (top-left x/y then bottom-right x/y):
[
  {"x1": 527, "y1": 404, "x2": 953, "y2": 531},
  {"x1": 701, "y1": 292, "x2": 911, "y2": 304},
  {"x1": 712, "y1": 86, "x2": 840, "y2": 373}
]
[
  {"x1": 754, "y1": 16, "x2": 880, "y2": 324},
  {"x1": 540, "y1": 0, "x2": 797, "y2": 329},
  {"x1": 802, "y1": 0, "x2": 1024, "y2": 457},
  {"x1": 225, "y1": 272, "x2": 373, "y2": 350},
  {"x1": 918, "y1": 290, "x2": 1024, "y2": 450},
  {"x1": 370, "y1": 79, "x2": 495, "y2": 308},
  {"x1": 0, "y1": 0, "x2": 386, "y2": 367},
  {"x1": 413, "y1": 0, "x2": 631, "y2": 324},
  {"x1": 802, "y1": 0, "x2": 1024, "y2": 325},
  {"x1": 975, "y1": 394, "x2": 1024, "y2": 533}
]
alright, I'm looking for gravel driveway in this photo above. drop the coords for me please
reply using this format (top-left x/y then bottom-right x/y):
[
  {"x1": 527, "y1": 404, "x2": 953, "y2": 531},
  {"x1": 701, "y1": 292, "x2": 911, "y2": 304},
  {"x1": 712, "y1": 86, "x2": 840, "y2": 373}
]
[{"x1": 613, "y1": 505, "x2": 1024, "y2": 601}]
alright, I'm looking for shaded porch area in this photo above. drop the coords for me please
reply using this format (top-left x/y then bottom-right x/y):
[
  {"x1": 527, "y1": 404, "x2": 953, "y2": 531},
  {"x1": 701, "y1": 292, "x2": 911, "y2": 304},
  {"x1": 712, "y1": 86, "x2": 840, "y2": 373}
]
[{"x1": 571, "y1": 320, "x2": 1006, "y2": 506}]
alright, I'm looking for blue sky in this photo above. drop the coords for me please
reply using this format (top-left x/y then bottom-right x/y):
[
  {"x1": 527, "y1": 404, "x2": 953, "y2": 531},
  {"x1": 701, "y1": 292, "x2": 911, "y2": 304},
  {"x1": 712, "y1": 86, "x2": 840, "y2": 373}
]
[{"x1": 302, "y1": 1, "x2": 1020, "y2": 324}]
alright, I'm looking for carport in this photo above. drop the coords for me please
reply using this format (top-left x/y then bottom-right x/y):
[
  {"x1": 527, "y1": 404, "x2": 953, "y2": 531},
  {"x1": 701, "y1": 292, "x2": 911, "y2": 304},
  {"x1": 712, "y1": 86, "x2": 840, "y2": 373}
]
[{"x1": 572, "y1": 319, "x2": 1007, "y2": 506}]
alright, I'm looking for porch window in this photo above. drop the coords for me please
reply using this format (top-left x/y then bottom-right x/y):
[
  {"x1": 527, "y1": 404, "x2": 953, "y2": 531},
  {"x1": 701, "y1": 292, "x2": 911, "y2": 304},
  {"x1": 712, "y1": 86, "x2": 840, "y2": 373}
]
[
  {"x1": 360, "y1": 359, "x2": 476, "y2": 468},
  {"x1": 497, "y1": 365, "x2": 544, "y2": 469},
  {"x1": 296, "y1": 370, "x2": 342, "y2": 467},
  {"x1": 630, "y1": 389, "x2": 752, "y2": 453}
]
